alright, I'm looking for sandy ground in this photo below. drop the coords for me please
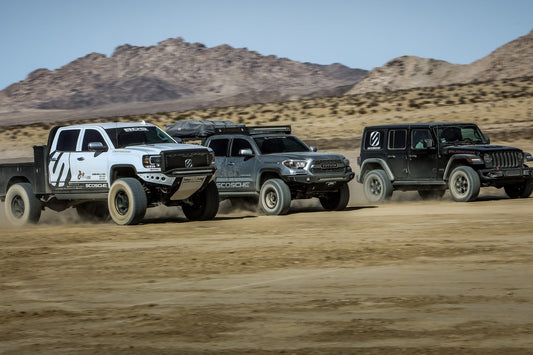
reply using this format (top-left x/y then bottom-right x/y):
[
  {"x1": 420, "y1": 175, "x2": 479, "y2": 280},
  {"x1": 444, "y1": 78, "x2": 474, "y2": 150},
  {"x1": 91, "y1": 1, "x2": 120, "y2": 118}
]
[{"x1": 1, "y1": 145, "x2": 533, "y2": 354}]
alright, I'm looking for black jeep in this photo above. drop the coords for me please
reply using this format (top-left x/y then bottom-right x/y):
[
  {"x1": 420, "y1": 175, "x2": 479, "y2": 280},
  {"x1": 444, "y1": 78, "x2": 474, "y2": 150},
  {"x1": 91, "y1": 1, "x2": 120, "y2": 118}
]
[{"x1": 357, "y1": 122, "x2": 533, "y2": 202}]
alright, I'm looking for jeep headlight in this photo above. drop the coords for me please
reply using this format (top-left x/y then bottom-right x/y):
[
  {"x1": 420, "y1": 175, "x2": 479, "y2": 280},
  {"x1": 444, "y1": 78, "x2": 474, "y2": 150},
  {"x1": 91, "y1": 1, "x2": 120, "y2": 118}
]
[
  {"x1": 143, "y1": 155, "x2": 162, "y2": 168},
  {"x1": 483, "y1": 153, "x2": 493, "y2": 167},
  {"x1": 523, "y1": 152, "x2": 532, "y2": 163},
  {"x1": 283, "y1": 160, "x2": 308, "y2": 169}
]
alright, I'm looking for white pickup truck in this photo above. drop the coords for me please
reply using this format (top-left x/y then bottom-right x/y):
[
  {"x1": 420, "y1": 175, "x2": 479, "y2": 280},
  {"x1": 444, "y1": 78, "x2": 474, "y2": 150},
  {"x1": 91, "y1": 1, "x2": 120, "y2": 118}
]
[{"x1": 0, "y1": 122, "x2": 219, "y2": 225}]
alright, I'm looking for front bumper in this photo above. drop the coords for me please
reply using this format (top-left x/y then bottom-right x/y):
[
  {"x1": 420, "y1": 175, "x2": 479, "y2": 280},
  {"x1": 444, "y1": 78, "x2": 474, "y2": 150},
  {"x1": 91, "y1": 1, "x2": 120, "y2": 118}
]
[
  {"x1": 283, "y1": 171, "x2": 355, "y2": 185},
  {"x1": 478, "y1": 166, "x2": 533, "y2": 181}
]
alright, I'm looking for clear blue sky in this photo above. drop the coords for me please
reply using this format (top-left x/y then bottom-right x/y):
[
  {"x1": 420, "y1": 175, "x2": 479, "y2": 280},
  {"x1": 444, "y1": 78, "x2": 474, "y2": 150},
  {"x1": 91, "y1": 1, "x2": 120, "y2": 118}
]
[{"x1": 0, "y1": 0, "x2": 532, "y2": 90}]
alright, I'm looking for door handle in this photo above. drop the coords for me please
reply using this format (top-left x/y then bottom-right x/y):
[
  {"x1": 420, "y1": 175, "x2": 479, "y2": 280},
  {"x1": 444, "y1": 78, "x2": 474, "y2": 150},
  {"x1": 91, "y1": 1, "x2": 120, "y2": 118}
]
[
  {"x1": 387, "y1": 155, "x2": 396, "y2": 159},
  {"x1": 227, "y1": 162, "x2": 235, "y2": 166},
  {"x1": 77, "y1": 157, "x2": 85, "y2": 161}
]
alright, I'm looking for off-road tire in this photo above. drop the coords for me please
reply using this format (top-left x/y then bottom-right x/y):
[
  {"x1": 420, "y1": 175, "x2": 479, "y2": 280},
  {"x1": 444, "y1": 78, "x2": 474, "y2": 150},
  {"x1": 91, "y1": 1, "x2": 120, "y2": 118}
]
[
  {"x1": 5, "y1": 183, "x2": 42, "y2": 226},
  {"x1": 259, "y1": 178, "x2": 291, "y2": 215},
  {"x1": 504, "y1": 180, "x2": 533, "y2": 199},
  {"x1": 182, "y1": 180, "x2": 219, "y2": 221},
  {"x1": 320, "y1": 183, "x2": 350, "y2": 211},
  {"x1": 76, "y1": 202, "x2": 110, "y2": 222},
  {"x1": 108, "y1": 178, "x2": 147, "y2": 225},
  {"x1": 418, "y1": 189, "x2": 446, "y2": 200},
  {"x1": 363, "y1": 169, "x2": 393, "y2": 203},
  {"x1": 448, "y1": 166, "x2": 480, "y2": 202}
]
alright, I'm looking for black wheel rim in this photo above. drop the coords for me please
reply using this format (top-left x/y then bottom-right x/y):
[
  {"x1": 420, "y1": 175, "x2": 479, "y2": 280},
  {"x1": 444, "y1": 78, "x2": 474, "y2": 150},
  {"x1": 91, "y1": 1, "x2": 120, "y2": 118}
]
[
  {"x1": 115, "y1": 190, "x2": 129, "y2": 215},
  {"x1": 454, "y1": 174, "x2": 468, "y2": 195},
  {"x1": 11, "y1": 195, "x2": 25, "y2": 219},
  {"x1": 369, "y1": 177, "x2": 382, "y2": 196}
]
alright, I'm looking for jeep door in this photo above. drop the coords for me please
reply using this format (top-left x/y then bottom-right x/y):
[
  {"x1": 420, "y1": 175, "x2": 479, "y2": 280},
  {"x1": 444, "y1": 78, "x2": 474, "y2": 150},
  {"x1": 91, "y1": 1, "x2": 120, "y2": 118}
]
[
  {"x1": 69, "y1": 129, "x2": 110, "y2": 189},
  {"x1": 407, "y1": 128, "x2": 438, "y2": 179},
  {"x1": 386, "y1": 129, "x2": 409, "y2": 179}
]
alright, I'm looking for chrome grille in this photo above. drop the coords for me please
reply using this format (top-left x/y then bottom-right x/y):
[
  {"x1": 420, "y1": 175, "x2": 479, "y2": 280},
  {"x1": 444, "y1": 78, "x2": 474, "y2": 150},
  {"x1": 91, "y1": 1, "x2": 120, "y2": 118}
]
[
  {"x1": 162, "y1": 150, "x2": 209, "y2": 170},
  {"x1": 489, "y1": 151, "x2": 522, "y2": 168},
  {"x1": 310, "y1": 159, "x2": 345, "y2": 174}
]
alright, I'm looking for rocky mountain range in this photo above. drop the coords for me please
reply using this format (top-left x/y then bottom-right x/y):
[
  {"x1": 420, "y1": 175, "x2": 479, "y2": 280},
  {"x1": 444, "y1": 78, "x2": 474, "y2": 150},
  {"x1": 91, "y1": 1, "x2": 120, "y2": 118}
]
[
  {"x1": 0, "y1": 38, "x2": 366, "y2": 114},
  {"x1": 348, "y1": 29, "x2": 533, "y2": 94},
  {"x1": 0, "y1": 30, "x2": 532, "y2": 125}
]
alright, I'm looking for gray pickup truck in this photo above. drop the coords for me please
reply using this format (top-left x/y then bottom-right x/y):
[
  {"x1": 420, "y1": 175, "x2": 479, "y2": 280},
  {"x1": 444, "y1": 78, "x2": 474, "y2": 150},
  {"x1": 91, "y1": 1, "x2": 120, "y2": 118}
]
[{"x1": 167, "y1": 121, "x2": 354, "y2": 215}]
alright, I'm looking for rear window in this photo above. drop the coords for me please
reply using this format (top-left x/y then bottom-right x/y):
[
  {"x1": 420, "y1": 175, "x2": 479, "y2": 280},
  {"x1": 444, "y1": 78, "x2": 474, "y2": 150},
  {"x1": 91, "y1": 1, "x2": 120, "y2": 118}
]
[
  {"x1": 56, "y1": 129, "x2": 80, "y2": 151},
  {"x1": 388, "y1": 129, "x2": 407, "y2": 150},
  {"x1": 364, "y1": 129, "x2": 384, "y2": 150}
]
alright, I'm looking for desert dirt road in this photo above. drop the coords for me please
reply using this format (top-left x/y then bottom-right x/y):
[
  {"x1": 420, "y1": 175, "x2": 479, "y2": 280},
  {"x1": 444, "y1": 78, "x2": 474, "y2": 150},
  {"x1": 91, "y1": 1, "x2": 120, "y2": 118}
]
[{"x1": 1, "y1": 171, "x2": 533, "y2": 354}]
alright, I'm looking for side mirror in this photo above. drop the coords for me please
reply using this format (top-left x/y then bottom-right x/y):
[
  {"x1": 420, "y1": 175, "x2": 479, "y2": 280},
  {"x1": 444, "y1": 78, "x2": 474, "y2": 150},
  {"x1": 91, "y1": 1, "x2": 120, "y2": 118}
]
[
  {"x1": 309, "y1": 146, "x2": 318, "y2": 152},
  {"x1": 88, "y1": 142, "x2": 107, "y2": 152},
  {"x1": 482, "y1": 136, "x2": 490, "y2": 144},
  {"x1": 239, "y1": 148, "x2": 254, "y2": 157},
  {"x1": 423, "y1": 139, "x2": 434, "y2": 148}
]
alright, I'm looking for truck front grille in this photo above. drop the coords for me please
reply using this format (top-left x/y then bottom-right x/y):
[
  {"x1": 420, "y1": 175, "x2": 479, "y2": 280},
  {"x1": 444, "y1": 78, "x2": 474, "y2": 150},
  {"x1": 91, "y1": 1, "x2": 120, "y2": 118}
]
[
  {"x1": 162, "y1": 149, "x2": 209, "y2": 170},
  {"x1": 489, "y1": 151, "x2": 522, "y2": 168},
  {"x1": 310, "y1": 159, "x2": 345, "y2": 174}
]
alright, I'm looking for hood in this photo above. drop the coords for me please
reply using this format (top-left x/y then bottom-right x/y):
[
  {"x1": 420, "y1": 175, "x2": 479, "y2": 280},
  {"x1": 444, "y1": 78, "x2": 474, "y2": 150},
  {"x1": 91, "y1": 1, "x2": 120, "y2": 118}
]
[
  {"x1": 443, "y1": 144, "x2": 523, "y2": 154},
  {"x1": 117, "y1": 143, "x2": 209, "y2": 155},
  {"x1": 262, "y1": 151, "x2": 347, "y2": 161}
]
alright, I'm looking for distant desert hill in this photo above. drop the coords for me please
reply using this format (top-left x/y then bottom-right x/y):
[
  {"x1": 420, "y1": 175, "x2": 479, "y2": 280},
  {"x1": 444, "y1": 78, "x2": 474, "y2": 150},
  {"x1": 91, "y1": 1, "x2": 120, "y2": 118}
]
[
  {"x1": 0, "y1": 38, "x2": 366, "y2": 116},
  {"x1": 348, "y1": 30, "x2": 533, "y2": 94}
]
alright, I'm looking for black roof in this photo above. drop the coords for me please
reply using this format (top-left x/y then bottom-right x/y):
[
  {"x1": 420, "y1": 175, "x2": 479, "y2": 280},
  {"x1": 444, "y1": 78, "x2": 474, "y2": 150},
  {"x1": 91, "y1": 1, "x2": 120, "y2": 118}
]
[{"x1": 364, "y1": 122, "x2": 478, "y2": 130}]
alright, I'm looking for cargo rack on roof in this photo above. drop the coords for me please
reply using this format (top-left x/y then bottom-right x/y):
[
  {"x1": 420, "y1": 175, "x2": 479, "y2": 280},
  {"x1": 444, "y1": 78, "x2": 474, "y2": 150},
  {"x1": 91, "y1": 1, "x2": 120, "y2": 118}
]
[{"x1": 166, "y1": 120, "x2": 291, "y2": 140}]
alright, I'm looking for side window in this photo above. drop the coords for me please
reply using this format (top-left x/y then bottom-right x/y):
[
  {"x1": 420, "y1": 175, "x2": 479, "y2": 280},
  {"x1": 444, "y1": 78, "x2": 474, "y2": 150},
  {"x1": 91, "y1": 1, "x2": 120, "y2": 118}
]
[
  {"x1": 388, "y1": 129, "x2": 407, "y2": 150},
  {"x1": 56, "y1": 129, "x2": 80, "y2": 152},
  {"x1": 82, "y1": 129, "x2": 106, "y2": 151},
  {"x1": 411, "y1": 129, "x2": 432, "y2": 149},
  {"x1": 364, "y1": 129, "x2": 384, "y2": 150},
  {"x1": 230, "y1": 138, "x2": 252, "y2": 157},
  {"x1": 208, "y1": 139, "x2": 229, "y2": 157}
]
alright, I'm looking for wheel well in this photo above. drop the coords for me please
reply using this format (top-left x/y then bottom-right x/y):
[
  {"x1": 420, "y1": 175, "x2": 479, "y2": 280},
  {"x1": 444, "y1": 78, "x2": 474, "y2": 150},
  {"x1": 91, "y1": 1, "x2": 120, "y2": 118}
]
[
  {"x1": 111, "y1": 166, "x2": 137, "y2": 183},
  {"x1": 361, "y1": 162, "x2": 384, "y2": 178},
  {"x1": 259, "y1": 171, "x2": 281, "y2": 186},
  {"x1": 444, "y1": 160, "x2": 468, "y2": 180},
  {"x1": 6, "y1": 177, "x2": 31, "y2": 191}
]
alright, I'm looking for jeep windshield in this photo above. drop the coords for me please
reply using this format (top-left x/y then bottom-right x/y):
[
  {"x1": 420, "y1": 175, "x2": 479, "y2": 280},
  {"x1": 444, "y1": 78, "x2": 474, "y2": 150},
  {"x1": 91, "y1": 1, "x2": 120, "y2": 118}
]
[
  {"x1": 106, "y1": 126, "x2": 176, "y2": 148},
  {"x1": 254, "y1": 135, "x2": 310, "y2": 154},
  {"x1": 437, "y1": 125, "x2": 485, "y2": 146}
]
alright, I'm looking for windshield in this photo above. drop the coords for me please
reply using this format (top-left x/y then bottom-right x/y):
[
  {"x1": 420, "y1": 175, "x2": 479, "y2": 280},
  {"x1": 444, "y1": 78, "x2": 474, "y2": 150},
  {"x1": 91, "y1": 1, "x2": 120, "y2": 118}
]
[
  {"x1": 105, "y1": 126, "x2": 176, "y2": 148},
  {"x1": 437, "y1": 125, "x2": 485, "y2": 145},
  {"x1": 253, "y1": 135, "x2": 310, "y2": 154}
]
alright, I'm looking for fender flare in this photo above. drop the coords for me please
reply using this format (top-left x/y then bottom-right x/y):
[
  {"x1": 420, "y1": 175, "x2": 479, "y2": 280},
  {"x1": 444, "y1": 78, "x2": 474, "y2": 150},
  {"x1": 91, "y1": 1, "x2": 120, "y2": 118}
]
[
  {"x1": 443, "y1": 154, "x2": 483, "y2": 180},
  {"x1": 358, "y1": 158, "x2": 395, "y2": 182}
]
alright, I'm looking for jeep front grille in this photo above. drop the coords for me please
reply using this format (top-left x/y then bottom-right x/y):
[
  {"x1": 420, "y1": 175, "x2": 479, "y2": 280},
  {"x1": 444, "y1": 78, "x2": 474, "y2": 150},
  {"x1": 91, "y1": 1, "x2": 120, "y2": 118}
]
[
  {"x1": 162, "y1": 149, "x2": 209, "y2": 170},
  {"x1": 489, "y1": 151, "x2": 522, "y2": 168},
  {"x1": 310, "y1": 159, "x2": 345, "y2": 174}
]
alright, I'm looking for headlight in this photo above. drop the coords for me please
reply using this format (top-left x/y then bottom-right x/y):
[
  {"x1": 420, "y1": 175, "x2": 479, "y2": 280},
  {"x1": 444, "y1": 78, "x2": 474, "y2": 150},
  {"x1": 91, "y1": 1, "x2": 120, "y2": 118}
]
[
  {"x1": 208, "y1": 151, "x2": 216, "y2": 166},
  {"x1": 524, "y1": 152, "x2": 532, "y2": 163},
  {"x1": 143, "y1": 155, "x2": 162, "y2": 168},
  {"x1": 283, "y1": 160, "x2": 308, "y2": 169}
]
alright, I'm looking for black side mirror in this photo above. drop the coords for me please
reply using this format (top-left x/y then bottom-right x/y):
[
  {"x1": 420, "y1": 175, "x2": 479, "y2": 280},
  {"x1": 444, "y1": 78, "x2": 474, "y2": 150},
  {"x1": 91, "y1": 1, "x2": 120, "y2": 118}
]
[
  {"x1": 309, "y1": 146, "x2": 318, "y2": 152},
  {"x1": 423, "y1": 139, "x2": 434, "y2": 148},
  {"x1": 482, "y1": 136, "x2": 490, "y2": 144}
]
